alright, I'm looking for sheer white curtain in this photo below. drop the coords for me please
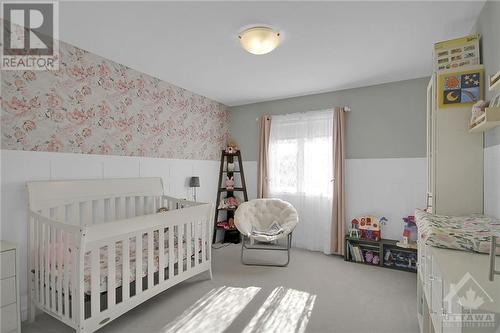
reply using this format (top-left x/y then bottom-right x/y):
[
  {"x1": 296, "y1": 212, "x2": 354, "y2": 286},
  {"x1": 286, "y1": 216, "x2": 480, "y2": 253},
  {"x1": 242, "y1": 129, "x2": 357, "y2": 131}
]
[{"x1": 268, "y1": 110, "x2": 333, "y2": 254}]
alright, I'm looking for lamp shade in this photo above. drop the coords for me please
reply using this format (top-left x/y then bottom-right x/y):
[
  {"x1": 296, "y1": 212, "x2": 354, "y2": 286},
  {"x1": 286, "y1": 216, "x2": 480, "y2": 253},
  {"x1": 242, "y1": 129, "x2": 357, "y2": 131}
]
[
  {"x1": 239, "y1": 26, "x2": 280, "y2": 55},
  {"x1": 189, "y1": 176, "x2": 200, "y2": 188}
]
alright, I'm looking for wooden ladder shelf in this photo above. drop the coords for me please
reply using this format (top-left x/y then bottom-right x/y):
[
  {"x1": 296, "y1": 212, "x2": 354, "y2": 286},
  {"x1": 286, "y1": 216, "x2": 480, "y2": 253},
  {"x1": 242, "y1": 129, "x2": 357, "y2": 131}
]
[{"x1": 212, "y1": 150, "x2": 248, "y2": 243}]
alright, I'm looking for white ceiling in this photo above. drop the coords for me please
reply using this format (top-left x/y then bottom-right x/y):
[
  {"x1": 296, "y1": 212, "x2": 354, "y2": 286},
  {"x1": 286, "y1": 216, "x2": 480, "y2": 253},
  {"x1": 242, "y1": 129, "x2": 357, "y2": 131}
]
[{"x1": 59, "y1": 1, "x2": 485, "y2": 106}]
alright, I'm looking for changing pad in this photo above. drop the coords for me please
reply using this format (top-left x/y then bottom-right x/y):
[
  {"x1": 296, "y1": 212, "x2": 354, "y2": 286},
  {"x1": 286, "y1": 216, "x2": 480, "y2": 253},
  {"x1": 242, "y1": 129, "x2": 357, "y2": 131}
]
[{"x1": 415, "y1": 209, "x2": 500, "y2": 255}]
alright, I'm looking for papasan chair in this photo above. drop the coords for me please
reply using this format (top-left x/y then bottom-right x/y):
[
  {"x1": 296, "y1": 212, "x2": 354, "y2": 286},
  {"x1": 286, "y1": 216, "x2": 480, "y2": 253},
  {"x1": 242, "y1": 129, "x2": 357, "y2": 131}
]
[{"x1": 234, "y1": 198, "x2": 298, "y2": 266}]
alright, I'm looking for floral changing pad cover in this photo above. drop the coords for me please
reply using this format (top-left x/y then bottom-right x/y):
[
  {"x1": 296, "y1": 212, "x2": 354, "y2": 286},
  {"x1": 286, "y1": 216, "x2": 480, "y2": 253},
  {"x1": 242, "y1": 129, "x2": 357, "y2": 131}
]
[{"x1": 415, "y1": 209, "x2": 500, "y2": 255}]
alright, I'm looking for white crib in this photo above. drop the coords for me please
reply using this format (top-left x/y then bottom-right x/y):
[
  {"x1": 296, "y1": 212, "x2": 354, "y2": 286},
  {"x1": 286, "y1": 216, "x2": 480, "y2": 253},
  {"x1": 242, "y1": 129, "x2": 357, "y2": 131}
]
[{"x1": 26, "y1": 177, "x2": 214, "y2": 333}]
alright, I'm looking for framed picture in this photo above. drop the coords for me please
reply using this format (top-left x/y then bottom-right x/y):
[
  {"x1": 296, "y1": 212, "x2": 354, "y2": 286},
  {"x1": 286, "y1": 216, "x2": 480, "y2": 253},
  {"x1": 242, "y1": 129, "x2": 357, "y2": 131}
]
[
  {"x1": 438, "y1": 68, "x2": 484, "y2": 109},
  {"x1": 433, "y1": 34, "x2": 480, "y2": 71}
]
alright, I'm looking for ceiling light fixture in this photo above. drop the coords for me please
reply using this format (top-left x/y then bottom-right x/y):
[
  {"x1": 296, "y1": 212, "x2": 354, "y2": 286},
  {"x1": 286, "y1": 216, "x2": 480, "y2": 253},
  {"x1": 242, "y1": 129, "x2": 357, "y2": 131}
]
[{"x1": 239, "y1": 26, "x2": 280, "y2": 55}]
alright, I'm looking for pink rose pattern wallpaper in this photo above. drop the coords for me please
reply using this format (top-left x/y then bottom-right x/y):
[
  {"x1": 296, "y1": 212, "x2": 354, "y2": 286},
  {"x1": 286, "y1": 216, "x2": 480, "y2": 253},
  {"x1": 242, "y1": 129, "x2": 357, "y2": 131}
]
[{"x1": 1, "y1": 40, "x2": 228, "y2": 160}]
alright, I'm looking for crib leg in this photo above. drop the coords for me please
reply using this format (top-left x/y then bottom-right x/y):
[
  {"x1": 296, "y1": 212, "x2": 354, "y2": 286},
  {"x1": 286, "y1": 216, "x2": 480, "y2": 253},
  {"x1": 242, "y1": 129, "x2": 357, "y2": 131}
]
[{"x1": 208, "y1": 267, "x2": 213, "y2": 280}]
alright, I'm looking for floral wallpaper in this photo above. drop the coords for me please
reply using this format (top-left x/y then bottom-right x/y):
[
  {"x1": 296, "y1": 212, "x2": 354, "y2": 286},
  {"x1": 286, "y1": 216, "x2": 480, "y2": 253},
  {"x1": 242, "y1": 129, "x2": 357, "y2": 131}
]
[{"x1": 1, "y1": 40, "x2": 228, "y2": 160}]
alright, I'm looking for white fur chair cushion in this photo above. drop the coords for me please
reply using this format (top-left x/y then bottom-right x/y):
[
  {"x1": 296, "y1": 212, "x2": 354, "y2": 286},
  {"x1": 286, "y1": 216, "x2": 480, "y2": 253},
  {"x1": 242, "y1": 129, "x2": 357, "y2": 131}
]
[{"x1": 234, "y1": 199, "x2": 299, "y2": 242}]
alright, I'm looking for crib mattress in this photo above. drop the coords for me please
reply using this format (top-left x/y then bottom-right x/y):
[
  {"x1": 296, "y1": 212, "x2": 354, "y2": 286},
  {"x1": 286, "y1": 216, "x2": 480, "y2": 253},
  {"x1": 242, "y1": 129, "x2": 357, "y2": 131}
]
[{"x1": 415, "y1": 209, "x2": 500, "y2": 254}]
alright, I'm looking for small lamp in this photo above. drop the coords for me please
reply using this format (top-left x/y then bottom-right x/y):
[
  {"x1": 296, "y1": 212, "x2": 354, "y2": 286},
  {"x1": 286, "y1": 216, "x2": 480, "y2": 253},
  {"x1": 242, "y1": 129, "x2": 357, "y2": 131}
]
[{"x1": 189, "y1": 176, "x2": 200, "y2": 202}]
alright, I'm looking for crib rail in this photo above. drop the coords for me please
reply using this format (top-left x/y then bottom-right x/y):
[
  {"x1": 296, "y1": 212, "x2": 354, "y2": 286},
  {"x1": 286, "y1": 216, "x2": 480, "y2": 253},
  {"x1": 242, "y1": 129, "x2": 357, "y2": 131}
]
[
  {"x1": 29, "y1": 194, "x2": 201, "y2": 227},
  {"x1": 81, "y1": 202, "x2": 213, "y2": 332},
  {"x1": 27, "y1": 211, "x2": 84, "y2": 328}
]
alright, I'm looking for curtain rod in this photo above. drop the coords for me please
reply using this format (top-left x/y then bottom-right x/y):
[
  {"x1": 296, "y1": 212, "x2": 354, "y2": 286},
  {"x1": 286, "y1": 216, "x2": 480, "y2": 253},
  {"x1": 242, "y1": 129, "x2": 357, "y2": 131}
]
[{"x1": 255, "y1": 106, "x2": 350, "y2": 121}]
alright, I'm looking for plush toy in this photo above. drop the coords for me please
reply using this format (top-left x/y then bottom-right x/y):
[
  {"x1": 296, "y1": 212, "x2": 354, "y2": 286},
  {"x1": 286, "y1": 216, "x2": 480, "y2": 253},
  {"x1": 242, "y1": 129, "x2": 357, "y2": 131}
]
[
  {"x1": 225, "y1": 176, "x2": 234, "y2": 190},
  {"x1": 218, "y1": 196, "x2": 240, "y2": 209},
  {"x1": 372, "y1": 254, "x2": 380, "y2": 265},
  {"x1": 227, "y1": 162, "x2": 235, "y2": 172},
  {"x1": 225, "y1": 138, "x2": 239, "y2": 154}
]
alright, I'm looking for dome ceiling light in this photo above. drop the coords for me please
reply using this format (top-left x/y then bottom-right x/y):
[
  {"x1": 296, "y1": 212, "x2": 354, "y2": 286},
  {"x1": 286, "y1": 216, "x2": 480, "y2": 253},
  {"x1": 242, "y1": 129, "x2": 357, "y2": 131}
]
[{"x1": 238, "y1": 26, "x2": 280, "y2": 55}]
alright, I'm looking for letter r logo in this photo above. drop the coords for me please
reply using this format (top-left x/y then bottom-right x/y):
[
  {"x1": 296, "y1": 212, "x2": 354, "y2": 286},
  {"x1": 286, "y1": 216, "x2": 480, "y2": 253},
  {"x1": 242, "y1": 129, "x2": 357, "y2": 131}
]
[{"x1": 3, "y1": 3, "x2": 54, "y2": 56}]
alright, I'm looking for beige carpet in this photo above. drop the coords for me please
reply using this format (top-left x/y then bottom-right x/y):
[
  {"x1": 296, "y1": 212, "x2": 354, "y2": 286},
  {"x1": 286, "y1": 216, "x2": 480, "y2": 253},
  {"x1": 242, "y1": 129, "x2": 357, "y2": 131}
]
[{"x1": 22, "y1": 244, "x2": 418, "y2": 333}]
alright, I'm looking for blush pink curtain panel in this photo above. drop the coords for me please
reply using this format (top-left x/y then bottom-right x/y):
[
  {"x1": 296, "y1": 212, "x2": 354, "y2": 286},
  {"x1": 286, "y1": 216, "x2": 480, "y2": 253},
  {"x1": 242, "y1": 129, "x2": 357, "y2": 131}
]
[
  {"x1": 257, "y1": 115, "x2": 271, "y2": 198},
  {"x1": 331, "y1": 107, "x2": 346, "y2": 255}
]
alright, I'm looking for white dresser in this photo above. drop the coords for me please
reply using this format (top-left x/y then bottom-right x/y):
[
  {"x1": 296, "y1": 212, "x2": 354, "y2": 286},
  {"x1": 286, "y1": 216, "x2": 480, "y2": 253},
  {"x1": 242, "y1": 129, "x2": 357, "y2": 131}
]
[
  {"x1": 417, "y1": 241, "x2": 500, "y2": 333},
  {"x1": 1, "y1": 241, "x2": 21, "y2": 333}
]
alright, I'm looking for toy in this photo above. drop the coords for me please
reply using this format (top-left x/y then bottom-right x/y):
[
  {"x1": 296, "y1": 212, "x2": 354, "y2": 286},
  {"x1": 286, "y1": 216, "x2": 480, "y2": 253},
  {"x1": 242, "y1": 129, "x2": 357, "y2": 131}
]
[
  {"x1": 349, "y1": 228, "x2": 359, "y2": 239},
  {"x1": 399, "y1": 215, "x2": 418, "y2": 248},
  {"x1": 228, "y1": 217, "x2": 235, "y2": 229},
  {"x1": 218, "y1": 196, "x2": 240, "y2": 209},
  {"x1": 364, "y1": 250, "x2": 374, "y2": 263},
  {"x1": 351, "y1": 215, "x2": 386, "y2": 241},
  {"x1": 225, "y1": 176, "x2": 234, "y2": 190},
  {"x1": 470, "y1": 100, "x2": 487, "y2": 125},
  {"x1": 227, "y1": 162, "x2": 235, "y2": 172},
  {"x1": 372, "y1": 254, "x2": 380, "y2": 265},
  {"x1": 225, "y1": 138, "x2": 239, "y2": 154},
  {"x1": 384, "y1": 249, "x2": 394, "y2": 266}
]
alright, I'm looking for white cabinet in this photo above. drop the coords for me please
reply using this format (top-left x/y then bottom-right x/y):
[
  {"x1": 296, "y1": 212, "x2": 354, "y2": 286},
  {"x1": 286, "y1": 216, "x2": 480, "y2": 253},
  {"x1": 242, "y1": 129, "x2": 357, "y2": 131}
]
[
  {"x1": 0, "y1": 241, "x2": 20, "y2": 333},
  {"x1": 417, "y1": 240, "x2": 500, "y2": 333},
  {"x1": 426, "y1": 68, "x2": 484, "y2": 216}
]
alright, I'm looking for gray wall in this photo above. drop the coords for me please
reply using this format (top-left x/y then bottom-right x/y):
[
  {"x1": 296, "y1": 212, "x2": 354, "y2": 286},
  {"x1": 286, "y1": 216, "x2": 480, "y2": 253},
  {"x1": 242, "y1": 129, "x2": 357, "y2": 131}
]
[
  {"x1": 473, "y1": 0, "x2": 500, "y2": 147},
  {"x1": 229, "y1": 77, "x2": 428, "y2": 161}
]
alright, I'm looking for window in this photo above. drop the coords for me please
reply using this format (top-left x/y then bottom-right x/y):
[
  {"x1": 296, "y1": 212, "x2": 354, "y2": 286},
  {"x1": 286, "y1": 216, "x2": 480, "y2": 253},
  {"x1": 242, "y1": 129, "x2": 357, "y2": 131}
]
[{"x1": 268, "y1": 110, "x2": 333, "y2": 197}]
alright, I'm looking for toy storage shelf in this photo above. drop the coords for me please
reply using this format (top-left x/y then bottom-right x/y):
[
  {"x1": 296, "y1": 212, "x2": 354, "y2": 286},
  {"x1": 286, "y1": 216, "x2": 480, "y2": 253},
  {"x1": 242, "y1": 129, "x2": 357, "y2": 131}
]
[
  {"x1": 344, "y1": 236, "x2": 417, "y2": 273},
  {"x1": 469, "y1": 107, "x2": 500, "y2": 133}
]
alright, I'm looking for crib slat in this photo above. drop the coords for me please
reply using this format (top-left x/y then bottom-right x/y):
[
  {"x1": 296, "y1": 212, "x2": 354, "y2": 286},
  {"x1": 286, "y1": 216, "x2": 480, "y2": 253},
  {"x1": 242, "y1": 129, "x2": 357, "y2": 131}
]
[
  {"x1": 168, "y1": 227, "x2": 174, "y2": 278},
  {"x1": 135, "y1": 234, "x2": 143, "y2": 294},
  {"x1": 50, "y1": 227, "x2": 56, "y2": 310},
  {"x1": 38, "y1": 220, "x2": 44, "y2": 304},
  {"x1": 194, "y1": 221, "x2": 200, "y2": 266},
  {"x1": 44, "y1": 224, "x2": 50, "y2": 306},
  {"x1": 90, "y1": 248, "x2": 100, "y2": 317},
  {"x1": 123, "y1": 239, "x2": 130, "y2": 301},
  {"x1": 93, "y1": 200, "x2": 105, "y2": 224},
  {"x1": 104, "y1": 199, "x2": 111, "y2": 222},
  {"x1": 115, "y1": 197, "x2": 123, "y2": 220},
  {"x1": 56, "y1": 229, "x2": 63, "y2": 315},
  {"x1": 178, "y1": 224, "x2": 184, "y2": 272},
  {"x1": 63, "y1": 232, "x2": 70, "y2": 319},
  {"x1": 33, "y1": 216, "x2": 40, "y2": 304},
  {"x1": 126, "y1": 197, "x2": 135, "y2": 218},
  {"x1": 107, "y1": 243, "x2": 116, "y2": 309},
  {"x1": 147, "y1": 231, "x2": 154, "y2": 289},
  {"x1": 135, "y1": 197, "x2": 144, "y2": 216},
  {"x1": 201, "y1": 220, "x2": 206, "y2": 263},
  {"x1": 158, "y1": 228, "x2": 165, "y2": 282},
  {"x1": 186, "y1": 222, "x2": 192, "y2": 271},
  {"x1": 80, "y1": 201, "x2": 92, "y2": 226}
]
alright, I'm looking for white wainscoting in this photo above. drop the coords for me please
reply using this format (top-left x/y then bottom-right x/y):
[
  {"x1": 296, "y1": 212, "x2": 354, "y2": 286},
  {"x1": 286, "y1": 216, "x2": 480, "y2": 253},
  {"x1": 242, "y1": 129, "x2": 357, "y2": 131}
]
[
  {"x1": 485, "y1": 144, "x2": 500, "y2": 219},
  {"x1": 243, "y1": 158, "x2": 427, "y2": 242},
  {"x1": 0, "y1": 149, "x2": 220, "y2": 321}
]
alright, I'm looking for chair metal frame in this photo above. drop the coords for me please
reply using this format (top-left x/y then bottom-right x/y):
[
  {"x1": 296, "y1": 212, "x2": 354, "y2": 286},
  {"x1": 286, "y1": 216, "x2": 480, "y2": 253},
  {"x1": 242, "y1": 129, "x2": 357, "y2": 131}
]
[{"x1": 241, "y1": 233, "x2": 293, "y2": 267}]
